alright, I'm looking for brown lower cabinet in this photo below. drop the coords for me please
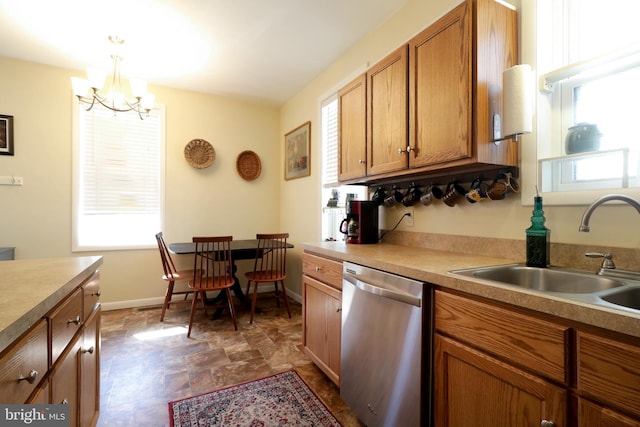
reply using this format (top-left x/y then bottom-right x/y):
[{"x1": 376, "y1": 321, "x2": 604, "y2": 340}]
[
  {"x1": 434, "y1": 289, "x2": 640, "y2": 426},
  {"x1": 0, "y1": 269, "x2": 101, "y2": 427},
  {"x1": 302, "y1": 252, "x2": 343, "y2": 386},
  {"x1": 435, "y1": 334, "x2": 567, "y2": 426}
]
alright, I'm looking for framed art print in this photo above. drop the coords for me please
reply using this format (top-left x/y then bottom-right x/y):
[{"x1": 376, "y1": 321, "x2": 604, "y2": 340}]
[
  {"x1": 284, "y1": 121, "x2": 310, "y2": 180},
  {"x1": 0, "y1": 115, "x2": 13, "y2": 156}
]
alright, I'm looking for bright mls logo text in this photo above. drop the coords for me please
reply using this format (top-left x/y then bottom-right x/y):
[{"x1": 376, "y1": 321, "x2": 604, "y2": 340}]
[{"x1": 2, "y1": 405, "x2": 68, "y2": 426}]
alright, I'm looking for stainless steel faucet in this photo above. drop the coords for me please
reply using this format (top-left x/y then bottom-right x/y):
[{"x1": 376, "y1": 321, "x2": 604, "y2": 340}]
[{"x1": 579, "y1": 194, "x2": 640, "y2": 232}]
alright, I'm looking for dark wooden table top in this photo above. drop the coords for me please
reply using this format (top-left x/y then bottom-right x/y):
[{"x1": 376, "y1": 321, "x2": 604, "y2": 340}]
[{"x1": 169, "y1": 239, "x2": 293, "y2": 261}]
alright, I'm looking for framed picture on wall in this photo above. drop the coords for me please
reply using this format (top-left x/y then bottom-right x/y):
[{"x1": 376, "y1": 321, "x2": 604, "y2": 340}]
[
  {"x1": 284, "y1": 121, "x2": 311, "y2": 180},
  {"x1": 0, "y1": 115, "x2": 14, "y2": 156}
]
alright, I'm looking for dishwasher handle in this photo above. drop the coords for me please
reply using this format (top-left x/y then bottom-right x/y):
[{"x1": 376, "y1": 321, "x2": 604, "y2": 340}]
[{"x1": 344, "y1": 274, "x2": 421, "y2": 307}]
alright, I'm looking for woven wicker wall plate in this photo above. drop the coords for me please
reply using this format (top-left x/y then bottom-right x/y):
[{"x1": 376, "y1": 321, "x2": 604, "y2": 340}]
[
  {"x1": 236, "y1": 150, "x2": 262, "y2": 181},
  {"x1": 184, "y1": 139, "x2": 215, "y2": 169}
]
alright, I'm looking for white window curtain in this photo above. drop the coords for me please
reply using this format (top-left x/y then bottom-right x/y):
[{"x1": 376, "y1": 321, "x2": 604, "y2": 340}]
[{"x1": 72, "y1": 103, "x2": 165, "y2": 251}]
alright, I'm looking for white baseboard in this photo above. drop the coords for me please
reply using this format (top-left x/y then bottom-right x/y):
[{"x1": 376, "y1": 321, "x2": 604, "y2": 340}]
[{"x1": 102, "y1": 290, "x2": 303, "y2": 312}]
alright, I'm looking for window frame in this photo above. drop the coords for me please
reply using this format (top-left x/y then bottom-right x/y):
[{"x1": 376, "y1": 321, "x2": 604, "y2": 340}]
[{"x1": 535, "y1": 0, "x2": 640, "y2": 196}]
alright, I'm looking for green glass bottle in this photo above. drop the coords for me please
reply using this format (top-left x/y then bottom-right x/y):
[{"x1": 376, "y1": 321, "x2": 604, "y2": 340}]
[{"x1": 526, "y1": 195, "x2": 550, "y2": 267}]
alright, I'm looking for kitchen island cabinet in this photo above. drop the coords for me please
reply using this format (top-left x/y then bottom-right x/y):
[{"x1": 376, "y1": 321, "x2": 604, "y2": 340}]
[
  {"x1": 0, "y1": 256, "x2": 102, "y2": 426},
  {"x1": 302, "y1": 252, "x2": 343, "y2": 385}
]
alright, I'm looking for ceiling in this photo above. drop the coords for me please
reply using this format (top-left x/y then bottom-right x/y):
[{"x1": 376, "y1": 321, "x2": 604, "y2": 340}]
[{"x1": 0, "y1": 0, "x2": 408, "y2": 105}]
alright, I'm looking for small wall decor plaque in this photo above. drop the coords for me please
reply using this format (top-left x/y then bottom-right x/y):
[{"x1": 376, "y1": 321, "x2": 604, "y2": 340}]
[
  {"x1": 0, "y1": 115, "x2": 14, "y2": 156},
  {"x1": 284, "y1": 121, "x2": 310, "y2": 180}
]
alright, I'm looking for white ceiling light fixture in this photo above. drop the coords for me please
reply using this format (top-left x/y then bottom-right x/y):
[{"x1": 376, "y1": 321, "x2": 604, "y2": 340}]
[{"x1": 71, "y1": 35, "x2": 155, "y2": 119}]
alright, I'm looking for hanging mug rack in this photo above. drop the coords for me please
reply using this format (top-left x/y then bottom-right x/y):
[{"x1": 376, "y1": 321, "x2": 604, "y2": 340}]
[{"x1": 369, "y1": 170, "x2": 519, "y2": 208}]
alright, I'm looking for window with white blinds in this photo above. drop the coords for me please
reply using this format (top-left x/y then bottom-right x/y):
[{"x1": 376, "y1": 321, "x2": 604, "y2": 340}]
[
  {"x1": 322, "y1": 94, "x2": 339, "y2": 186},
  {"x1": 72, "y1": 103, "x2": 165, "y2": 251}
]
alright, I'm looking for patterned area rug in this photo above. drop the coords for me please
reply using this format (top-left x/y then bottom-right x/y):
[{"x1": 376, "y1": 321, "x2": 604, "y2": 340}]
[{"x1": 168, "y1": 369, "x2": 342, "y2": 426}]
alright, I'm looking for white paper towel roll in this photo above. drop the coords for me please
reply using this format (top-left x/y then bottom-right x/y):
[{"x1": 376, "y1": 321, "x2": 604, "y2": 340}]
[{"x1": 503, "y1": 64, "x2": 533, "y2": 137}]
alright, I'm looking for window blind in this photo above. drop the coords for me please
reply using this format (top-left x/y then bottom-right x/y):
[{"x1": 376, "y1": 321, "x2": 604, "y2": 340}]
[
  {"x1": 73, "y1": 104, "x2": 165, "y2": 250},
  {"x1": 80, "y1": 106, "x2": 161, "y2": 214},
  {"x1": 322, "y1": 94, "x2": 339, "y2": 186}
]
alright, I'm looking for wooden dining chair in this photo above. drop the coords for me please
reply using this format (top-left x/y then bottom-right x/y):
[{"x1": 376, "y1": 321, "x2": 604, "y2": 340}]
[
  {"x1": 244, "y1": 233, "x2": 291, "y2": 324},
  {"x1": 155, "y1": 232, "x2": 196, "y2": 322},
  {"x1": 188, "y1": 236, "x2": 238, "y2": 337}
]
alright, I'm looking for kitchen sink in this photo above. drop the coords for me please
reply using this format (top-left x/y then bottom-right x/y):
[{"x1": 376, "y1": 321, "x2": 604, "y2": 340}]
[
  {"x1": 450, "y1": 264, "x2": 625, "y2": 294},
  {"x1": 600, "y1": 287, "x2": 640, "y2": 311}
]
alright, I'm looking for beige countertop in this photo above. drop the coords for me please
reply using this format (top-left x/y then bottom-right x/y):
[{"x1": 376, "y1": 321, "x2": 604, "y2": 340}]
[
  {"x1": 0, "y1": 256, "x2": 103, "y2": 354},
  {"x1": 302, "y1": 241, "x2": 640, "y2": 339}
]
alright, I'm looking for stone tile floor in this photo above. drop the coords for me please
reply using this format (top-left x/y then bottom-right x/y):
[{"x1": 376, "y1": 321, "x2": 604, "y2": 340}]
[{"x1": 97, "y1": 296, "x2": 362, "y2": 426}]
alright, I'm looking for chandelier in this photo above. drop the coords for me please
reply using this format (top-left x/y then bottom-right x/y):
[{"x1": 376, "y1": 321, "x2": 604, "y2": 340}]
[{"x1": 71, "y1": 36, "x2": 155, "y2": 119}]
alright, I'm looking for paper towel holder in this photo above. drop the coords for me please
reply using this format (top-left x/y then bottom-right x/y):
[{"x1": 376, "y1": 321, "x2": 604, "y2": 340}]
[{"x1": 493, "y1": 64, "x2": 533, "y2": 145}]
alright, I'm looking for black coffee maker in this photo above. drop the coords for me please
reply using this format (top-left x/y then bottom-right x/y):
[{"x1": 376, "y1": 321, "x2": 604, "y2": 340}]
[{"x1": 339, "y1": 200, "x2": 379, "y2": 244}]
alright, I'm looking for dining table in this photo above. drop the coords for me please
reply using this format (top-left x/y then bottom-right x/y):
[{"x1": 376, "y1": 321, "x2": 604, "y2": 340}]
[{"x1": 168, "y1": 239, "x2": 294, "y2": 308}]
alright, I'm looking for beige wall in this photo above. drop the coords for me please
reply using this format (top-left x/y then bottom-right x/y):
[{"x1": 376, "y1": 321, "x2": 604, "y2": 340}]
[
  {"x1": 280, "y1": 0, "x2": 640, "y2": 278},
  {"x1": 0, "y1": 57, "x2": 282, "y2": 308},
  {"x1": 2, "y1": 0, "x2": 640, "y2": 309}
]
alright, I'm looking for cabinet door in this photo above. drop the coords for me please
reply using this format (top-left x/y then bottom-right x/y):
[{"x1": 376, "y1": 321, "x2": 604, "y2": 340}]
[
  {"x1": 367, "y1": 45, "x2": 409, "y2": 176},
  {"x1": 409, "y1": 1, "x2": 472, "y2": 169},
  {"x1": 302, "y1": 275, "x2": 341, "y2": 385},
  {"x1": 51, "y1": 333, "x2": 82, "y2": 427},
  {"x1": 0, "y1": 319, "x2": 48, "y2": 403},
  {"x1": 579, "y1": 397, "x2": 640, "y2": 427},
  {"x1": 577, "y1": 331, "x2": 640, "y2": 420},
  {"x1": 434, "y1": 334, "x2": 566, "y2": 427},
  {"x1": 80, "y1": 306, "x2": 100, "y2": 427},
  {"x1": 338, "y1": 74, "x2": 367, "y2": 181}
]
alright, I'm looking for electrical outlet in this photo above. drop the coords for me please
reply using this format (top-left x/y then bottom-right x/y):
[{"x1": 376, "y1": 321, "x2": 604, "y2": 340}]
[{"x1": 403, "y1": 208, "x2": 414, "y2": 227}]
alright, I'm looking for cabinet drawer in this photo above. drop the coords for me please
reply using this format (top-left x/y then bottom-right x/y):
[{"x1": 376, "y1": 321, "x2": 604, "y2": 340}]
[
  {"x1": 82, "y1": 271, "x2": 101, "y2": 319},
  {"x1": 303, "y1": 253, "x2": 343, "y2": 289},
  {"x1": 577, "y1": 331, "x2": 640, "y2": 419},
  {"x1": 435, "y1": 290, "x2": 569, "y2": 384},
  {"x1": 50, "y1": 287, "x2": 83, "y2": 363},
  {"x1": 0, "y1": 319, "x2": 48, "y2": 403}
]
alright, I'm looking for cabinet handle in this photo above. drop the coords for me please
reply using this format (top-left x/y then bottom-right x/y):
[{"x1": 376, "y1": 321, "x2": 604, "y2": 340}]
[
  {"x1": 17, "y1": 370, "x2": 38, "y2": 384},
  {"x1": 91, "y1": 290, "x2": 101, "y2": 297},
  {"x1": 358, "y1": 159, "x2": 365, "y2": 164},
  {"x1": 541, "y1": 420, "x2": 556, "y2": 427},
  {"x1": 315, "y1": 267, "x2": 321, "y2": 272},
  {"x1": 67, "y1": 316, "x2": 81, "y2": 325},
  {"x1": 82, "y1": 346, "x2": 95, "y2": 354},
  {"x1": 398, "y1": 148, "x2": 407, "y2": 154},
  {"x1": 336, "y1": 308, "x2": 342, "y2": 313},
  {"x1": 61, "y1": 399, "x2": 69, "y2": 405},
  {"x1": 407, "y1": 145, "x2": 414, "y2": 153}
]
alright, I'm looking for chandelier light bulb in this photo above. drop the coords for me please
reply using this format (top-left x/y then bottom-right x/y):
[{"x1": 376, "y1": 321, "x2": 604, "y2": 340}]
[{"x1": 70, "y1": 36, "x2": 154, "y2": 119}]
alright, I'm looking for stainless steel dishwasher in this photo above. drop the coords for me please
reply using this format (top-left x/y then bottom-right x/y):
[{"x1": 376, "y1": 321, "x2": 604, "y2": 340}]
[{"x1": 341, "y1": 261, "x2": 432, "y2": 427}]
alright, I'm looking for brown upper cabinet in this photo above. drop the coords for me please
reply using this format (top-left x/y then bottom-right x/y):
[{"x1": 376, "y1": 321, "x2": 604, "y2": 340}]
[
  {"x1": 338, "y1": 74, "x2": 367, "y2": 181},
  {"x1": 338, "y1": 0, "x2": 518, "y2": 184},
  {"x1": 367, "y1": 45, "x2": 409, "y2": 176}
]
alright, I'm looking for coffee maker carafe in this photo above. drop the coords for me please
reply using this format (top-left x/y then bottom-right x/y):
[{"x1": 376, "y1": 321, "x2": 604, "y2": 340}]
[{"x1": 339, "y1": 200, "x2": 379, "y2": 244}]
